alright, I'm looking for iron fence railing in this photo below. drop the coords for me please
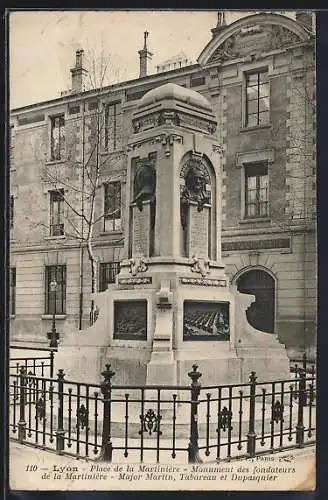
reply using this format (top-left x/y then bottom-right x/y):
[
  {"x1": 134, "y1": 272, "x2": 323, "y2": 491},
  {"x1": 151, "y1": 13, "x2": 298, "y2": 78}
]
[
  {"x1": 10, "y1": 345, "x2": 56, "y2": 379},
  {"x1": 290, "y1": 352, "x2": 316, "y2": 375},
  {"x1": 9, "y1": 362, "x2": 316, "y2": 464}
]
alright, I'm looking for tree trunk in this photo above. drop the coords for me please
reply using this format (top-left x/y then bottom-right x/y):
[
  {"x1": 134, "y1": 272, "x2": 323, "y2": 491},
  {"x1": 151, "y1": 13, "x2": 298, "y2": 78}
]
[{"x1": 87, "y1": 237, "x2": 98, "y2": 325}]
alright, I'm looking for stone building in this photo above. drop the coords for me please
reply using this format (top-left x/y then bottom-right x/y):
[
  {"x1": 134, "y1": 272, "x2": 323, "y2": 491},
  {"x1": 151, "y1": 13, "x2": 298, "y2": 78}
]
[{"x1": 9, "y1": 11, "x2": 316, "y2": 360}]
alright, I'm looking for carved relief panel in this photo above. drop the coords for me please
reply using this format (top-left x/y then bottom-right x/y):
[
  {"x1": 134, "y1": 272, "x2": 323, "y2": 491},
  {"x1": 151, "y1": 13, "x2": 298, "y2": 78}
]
[{"x1": 209, "y1": 24, "x2": 301, "y2": 64}]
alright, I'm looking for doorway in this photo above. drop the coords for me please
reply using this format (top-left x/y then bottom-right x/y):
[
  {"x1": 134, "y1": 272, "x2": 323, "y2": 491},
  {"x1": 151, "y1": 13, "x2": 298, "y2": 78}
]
[{"x1": 237, "y1": 269, "x2": 275, "y2": 333}]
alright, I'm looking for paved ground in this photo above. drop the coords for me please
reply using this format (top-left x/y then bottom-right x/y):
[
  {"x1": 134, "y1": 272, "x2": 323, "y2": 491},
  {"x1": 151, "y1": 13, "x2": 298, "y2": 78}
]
[
  {"x1": 9, "y1": 439, "x2": 315, "y2": 463},
  {"x1": 8, "y1": 440, "x2": 316, "y2": 491}
]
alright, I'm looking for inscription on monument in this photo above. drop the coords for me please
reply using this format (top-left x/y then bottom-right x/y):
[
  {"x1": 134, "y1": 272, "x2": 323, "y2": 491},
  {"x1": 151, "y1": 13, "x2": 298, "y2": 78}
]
[
  {"x1": 114, "y1": 300, "x2": 147, "y2": 340},
  {"x1": 132, "y1": 203, "x2": 150, "y2": 257},
  {"x1": 183, "y1": 300, "x2": 230, "y2": 341},
  {"x1": 188, "y1": 204, "x2": 210, "y2": 259},
  {"x1": 180, "y1": 277, "x2": 226, "y2": 287},
  {"x1": 118, "y1": 277, "x2": 152, "y2": 285}
]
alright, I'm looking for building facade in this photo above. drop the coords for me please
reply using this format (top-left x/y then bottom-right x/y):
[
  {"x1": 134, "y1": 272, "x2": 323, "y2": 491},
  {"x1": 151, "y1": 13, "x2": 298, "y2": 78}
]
[{"x1": 9, "y1": 12, "x2": 316, "y2": 360}]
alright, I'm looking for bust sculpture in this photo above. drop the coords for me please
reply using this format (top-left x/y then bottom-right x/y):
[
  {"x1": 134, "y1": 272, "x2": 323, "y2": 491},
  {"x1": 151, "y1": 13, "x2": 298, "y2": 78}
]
[
  {"x1": 180, "y1": 159, "x2": 210, "y2": 229},
  {"x1": 132, "y1": 160, "x2": 156, "y2": 211}
]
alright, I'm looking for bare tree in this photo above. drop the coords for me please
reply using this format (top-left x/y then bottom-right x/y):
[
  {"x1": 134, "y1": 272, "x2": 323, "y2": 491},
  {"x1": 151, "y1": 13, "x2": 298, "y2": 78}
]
[{"x1": 38, "y1": 46, "x2": 126, "y2": 328}]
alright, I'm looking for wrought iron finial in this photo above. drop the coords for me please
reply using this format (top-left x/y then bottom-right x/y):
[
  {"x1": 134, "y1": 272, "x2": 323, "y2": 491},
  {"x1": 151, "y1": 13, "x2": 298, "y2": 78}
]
[
  {"x1": 188, "y1": 364, "x2": 202, "y2": 385},
  {"x1": 57, "y1": 369, "x2": 65, "y2": 380},
  {"x1": 101, "y1": 363, "x2": 115, "y2": 382}
]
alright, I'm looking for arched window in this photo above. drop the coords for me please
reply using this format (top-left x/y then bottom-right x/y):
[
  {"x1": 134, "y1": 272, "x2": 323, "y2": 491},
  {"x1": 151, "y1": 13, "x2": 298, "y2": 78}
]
[{"x1": 237, "y1": 269, "x2": 275, "y2": 333}]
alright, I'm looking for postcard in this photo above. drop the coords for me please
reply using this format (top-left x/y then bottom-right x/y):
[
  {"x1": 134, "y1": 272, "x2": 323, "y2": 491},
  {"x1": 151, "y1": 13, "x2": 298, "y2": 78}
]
[{"x1": 8, "y1": 9, "x2": 316, "y2": 492}]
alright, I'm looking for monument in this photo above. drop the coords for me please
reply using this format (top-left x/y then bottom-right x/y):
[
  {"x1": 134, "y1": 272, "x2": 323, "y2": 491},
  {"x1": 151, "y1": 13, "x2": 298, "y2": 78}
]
[{"x1": 56, "y1": 83, "x2": 290, "y2": 385}]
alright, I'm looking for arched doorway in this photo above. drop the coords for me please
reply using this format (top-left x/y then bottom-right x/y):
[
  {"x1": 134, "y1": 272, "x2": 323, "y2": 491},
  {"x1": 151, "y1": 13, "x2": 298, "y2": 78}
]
[{"x1": 236, "y1": 269, "x2": 275, "y2": 333}]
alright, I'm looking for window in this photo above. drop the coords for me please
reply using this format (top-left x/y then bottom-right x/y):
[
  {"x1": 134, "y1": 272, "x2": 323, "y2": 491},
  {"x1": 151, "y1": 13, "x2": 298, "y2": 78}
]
[
  {"x1": 10, "y1": 267, "x2": 16, "y2": 316},
  {"x1": 45, "y1": 265, "x2": 66, "y2": 315},
  {"x1": 49, "y1": 189, "x2": 64, "y2": 236},
  {"x1": 245, "y1": 71, "x2": 270, "y2": 127},
  {"x1": 99, "y1": 262, "x2": 120, "y2": 291},
  {"x1": 190, "y1": 76, "x2": 206, "y2": 88},
  {"x1": 245, "y1": 164, "x2": 268, "y2": 218},
  {"x1": 104, "y1": 103, "x2": 118, "y2": 151},
  {"x1": 104, "y1": 181, "x2": 121, "y2": 232},
  {"x1": 50, "y1": 115, "x2": 65, "y2": 160},
  {"x1": 88, "y1": 101, "x2": 98, "y2": 111},
  {"x1": 10, "y1": 196, "x2": 14, "y2": 229}
]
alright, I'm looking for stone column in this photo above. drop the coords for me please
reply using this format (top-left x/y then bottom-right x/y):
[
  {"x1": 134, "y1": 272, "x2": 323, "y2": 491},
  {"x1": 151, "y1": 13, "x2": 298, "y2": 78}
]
[{"x1": 146, "y1": 279, "x2": 176, "y2": 385}]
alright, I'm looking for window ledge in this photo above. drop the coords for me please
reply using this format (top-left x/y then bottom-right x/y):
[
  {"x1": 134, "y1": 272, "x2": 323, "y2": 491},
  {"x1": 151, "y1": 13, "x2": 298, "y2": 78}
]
[
  {"x1": 240, "y1": 123, "x2": 272, "y2": 133},
  {"x1": 239, "y1": 217, "x2": 271, "y2": 224},
  {"x1": 190, "y1": 84, "x2": 207, "y2": 89},
  {"x1": 100, "y1": 149, "x2": 124, "y2": 156},
  {"x1": 99, "y1": 230, "x2": 123, "y2": 236},
  {"x1": 44, "y1": 235, "x2": 66, "y2": 241},
  {"x1": 41, "y1": 314, "x2": 67, "y2": 320}
]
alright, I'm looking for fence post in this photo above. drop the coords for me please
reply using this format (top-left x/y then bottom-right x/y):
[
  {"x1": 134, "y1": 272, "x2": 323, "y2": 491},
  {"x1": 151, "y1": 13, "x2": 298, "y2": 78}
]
[
  {"x1": 247, "y1": 371, "x2": 257, "y2": 457},
  {"x1": 18, "y1": 367, "x2": 27, "y2": 442},
  {"x1": 55, "y1": 369, "x2": 65, "y2": 454},
  {"x1": 188, "y1": 364, "x2": 202, "y2": 463},
  {"x1": 99, "y1": 364, "x2": 115, "y2": 461},
  {"x1": 296, "y1": 368, "x2": 306, "y2": 447},
  {"x1": 49, "y1": 350, "x2": 55, "y2": 379},
  {"x1": 302, "y1": 352, "x2": 307, "y2": 373}
]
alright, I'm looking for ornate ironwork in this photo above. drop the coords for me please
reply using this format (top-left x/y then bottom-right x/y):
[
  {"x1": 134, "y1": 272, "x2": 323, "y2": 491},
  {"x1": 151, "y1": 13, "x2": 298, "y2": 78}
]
[
  {"x1": 9, "y1": 362, "x2": 316, "y2": 462},
  {"x1": 35, "y1": 397, "x2": 46, "y2": 421},
  {"x1": 76, "y1": 404, "x2": 88, "y2": 430},
  {"x1": 308, "y1": 385, "x2": 315, "y2": 406},
  {"x1": 272, "y1": 400, "x2": 284, "y2": 424},
  {"x1": 139, "y1": 409, "x2": 162, "y2": 436},
  {"x1": 217, "y1": 406, "x2": 233, "y2": 432}
]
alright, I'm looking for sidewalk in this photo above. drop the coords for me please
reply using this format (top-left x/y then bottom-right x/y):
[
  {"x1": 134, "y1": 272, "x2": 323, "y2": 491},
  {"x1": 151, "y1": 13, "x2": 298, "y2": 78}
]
[
  {"x1": 10, "y1": 438, "x2": 315, "y2": 464},
  {"x1": 8, "y1": 440, "x2": 315, "y2": 491}
]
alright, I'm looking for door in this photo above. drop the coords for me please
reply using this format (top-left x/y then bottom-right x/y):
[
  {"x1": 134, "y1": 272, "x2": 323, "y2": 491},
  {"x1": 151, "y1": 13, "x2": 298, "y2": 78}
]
[{"x1": 237, "y1": 269, "x2": 275, "y2": 333}]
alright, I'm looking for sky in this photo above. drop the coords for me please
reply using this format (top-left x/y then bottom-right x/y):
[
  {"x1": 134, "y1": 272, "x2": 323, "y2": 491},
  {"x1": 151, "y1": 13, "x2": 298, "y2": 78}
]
[{"x1": 9, "y1": 10, "x2": 295, "y2": 110}]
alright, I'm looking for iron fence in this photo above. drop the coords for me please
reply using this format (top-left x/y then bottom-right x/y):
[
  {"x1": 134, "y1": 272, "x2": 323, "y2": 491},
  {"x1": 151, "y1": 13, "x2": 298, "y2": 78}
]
[
  {"x1": 290, "y1": 352, "x2": 316, "y2": 375},
  {"x1": 10, "y1": 345, "x2": 56, "y2": 379},
  {"x1": 9, "y1": 363, "x2": 316, "y2": 464}
]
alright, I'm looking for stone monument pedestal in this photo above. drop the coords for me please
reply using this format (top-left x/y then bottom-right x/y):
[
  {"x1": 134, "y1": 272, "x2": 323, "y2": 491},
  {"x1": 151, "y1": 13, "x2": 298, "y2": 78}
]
[
  {"x1": 56, "y1": 82, "x2": 290, "y2": 388},
  {"x1": 56, "y1": 263, "x2": 290, "y2": 386}
]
